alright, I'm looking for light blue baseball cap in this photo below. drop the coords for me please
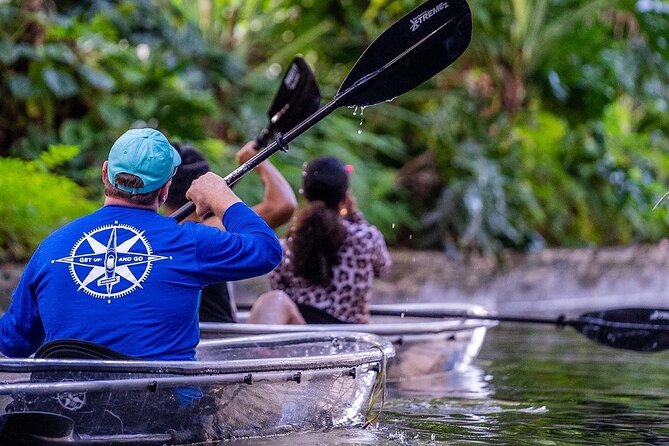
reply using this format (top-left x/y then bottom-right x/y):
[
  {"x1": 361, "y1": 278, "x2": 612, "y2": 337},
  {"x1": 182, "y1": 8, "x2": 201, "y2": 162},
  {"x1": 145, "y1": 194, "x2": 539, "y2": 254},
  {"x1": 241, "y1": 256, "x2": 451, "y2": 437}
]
[{"x1": 107, "y1": 128, "x2": 182, "y2": 194}]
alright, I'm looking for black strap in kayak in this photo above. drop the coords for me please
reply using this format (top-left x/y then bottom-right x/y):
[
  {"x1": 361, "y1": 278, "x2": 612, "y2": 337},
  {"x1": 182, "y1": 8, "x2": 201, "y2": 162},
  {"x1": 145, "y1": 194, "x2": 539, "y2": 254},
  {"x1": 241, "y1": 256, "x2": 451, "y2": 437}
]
[{"x1": 34, "y1": 339, "x2": 138, "y2": 360}]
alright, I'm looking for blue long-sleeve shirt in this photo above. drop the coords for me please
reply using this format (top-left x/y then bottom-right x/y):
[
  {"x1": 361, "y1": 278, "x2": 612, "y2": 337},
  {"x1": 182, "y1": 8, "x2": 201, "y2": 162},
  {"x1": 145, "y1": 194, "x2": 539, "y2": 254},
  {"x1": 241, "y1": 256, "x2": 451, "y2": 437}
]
[{"x1": 0, "y1": 202, "x2": 281, "y2": 360}]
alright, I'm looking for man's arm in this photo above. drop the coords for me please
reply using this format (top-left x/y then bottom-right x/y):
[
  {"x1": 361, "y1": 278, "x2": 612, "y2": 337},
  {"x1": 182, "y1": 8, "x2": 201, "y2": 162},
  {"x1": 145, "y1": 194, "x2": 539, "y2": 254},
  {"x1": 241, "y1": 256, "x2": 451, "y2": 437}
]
[
  {"x1": 0, "y1": 251, "x2": 45, "y2": 357},
  {"x1": 186, "y1": 172, "x2": 282, "y2": 285},
  {"x1": 236, "y1": 141, "x2": 297, "y2": 229}
]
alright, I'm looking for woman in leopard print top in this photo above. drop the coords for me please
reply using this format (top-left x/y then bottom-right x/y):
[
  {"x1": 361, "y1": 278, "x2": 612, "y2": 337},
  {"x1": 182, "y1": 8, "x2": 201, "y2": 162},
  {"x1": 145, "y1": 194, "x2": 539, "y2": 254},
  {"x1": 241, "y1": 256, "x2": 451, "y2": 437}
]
[{"x1": 268, "y1": 156, "x2": 391, "y2": 324}]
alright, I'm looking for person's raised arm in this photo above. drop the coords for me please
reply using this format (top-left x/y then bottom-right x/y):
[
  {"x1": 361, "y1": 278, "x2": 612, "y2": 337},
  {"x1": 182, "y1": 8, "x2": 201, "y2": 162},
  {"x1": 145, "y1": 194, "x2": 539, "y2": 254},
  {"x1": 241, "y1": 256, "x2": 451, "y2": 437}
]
[{"x1": 236, "y1": 141, "x2": 297, "y2": 229}]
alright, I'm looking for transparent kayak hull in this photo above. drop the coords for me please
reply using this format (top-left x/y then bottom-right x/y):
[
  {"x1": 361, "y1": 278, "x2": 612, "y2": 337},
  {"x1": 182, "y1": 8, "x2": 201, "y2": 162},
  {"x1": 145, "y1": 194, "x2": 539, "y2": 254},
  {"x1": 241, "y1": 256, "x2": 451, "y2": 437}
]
[
  {"x1": 0, "y1": 332, "x2": 394, "y2": 445},
  {"x1": 202, "y1": 303, "x2": 497, "y2": 381}
]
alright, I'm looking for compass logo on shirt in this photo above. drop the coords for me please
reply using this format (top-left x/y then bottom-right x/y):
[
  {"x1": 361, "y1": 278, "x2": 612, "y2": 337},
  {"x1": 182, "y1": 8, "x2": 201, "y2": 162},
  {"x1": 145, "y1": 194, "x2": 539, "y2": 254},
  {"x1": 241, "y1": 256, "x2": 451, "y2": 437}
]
[{"x1": 52, "y1": 222, "x2": 171, "y2": 300}]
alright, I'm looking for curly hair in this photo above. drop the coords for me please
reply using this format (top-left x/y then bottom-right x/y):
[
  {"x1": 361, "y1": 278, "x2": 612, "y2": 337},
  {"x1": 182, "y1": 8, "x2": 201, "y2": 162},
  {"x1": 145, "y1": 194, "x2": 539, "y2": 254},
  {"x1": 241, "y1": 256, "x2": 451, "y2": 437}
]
[
  {"x1": 287, "y1": 201, "x2": 347, "y2": 285},
  {"x1": 288, "y1": 156, "x2": 350, "y2": 285}
]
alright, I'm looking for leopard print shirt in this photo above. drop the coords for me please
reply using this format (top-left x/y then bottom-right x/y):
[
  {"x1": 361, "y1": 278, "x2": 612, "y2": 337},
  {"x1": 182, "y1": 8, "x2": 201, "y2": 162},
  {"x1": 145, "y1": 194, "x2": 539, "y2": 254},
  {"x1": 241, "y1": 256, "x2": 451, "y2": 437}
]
[{"x1": 269, "y1": 212, "x2": 391, "y2": 323}]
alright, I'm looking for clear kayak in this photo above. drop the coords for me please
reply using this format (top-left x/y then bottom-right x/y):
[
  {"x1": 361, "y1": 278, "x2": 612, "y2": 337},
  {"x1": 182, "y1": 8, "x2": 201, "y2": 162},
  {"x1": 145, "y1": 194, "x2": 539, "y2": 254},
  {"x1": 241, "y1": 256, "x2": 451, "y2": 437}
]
[
  {"x1": 0, "y1": 332, "x2": 394, "y2": 445},
  {"x1": 202, "y1": 302, "x2": 497, "y2": 381}
]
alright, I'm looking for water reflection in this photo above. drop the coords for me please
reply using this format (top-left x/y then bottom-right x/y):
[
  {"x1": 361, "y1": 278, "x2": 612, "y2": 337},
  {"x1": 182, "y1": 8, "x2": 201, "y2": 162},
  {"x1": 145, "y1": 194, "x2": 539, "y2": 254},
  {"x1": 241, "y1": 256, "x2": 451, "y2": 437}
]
[
  {"x1": 223, "y1": 429, "x2": 381, "y2": 445},
  {"x1": 215, "y1": 325, "x2": 669, "y2": 445},
  {"x1": 386, "y1": 365, "x2": 492, "y2": 400},
  {"x1": 376, "y1": 325, "x2": 669, "y2": 445}
]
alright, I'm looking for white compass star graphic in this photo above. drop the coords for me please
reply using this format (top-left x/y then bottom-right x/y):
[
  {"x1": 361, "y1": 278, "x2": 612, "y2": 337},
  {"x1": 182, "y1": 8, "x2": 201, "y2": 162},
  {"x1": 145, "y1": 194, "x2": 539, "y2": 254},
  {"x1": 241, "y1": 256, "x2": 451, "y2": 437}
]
[{"x1": 52, "y1": 222, "x2": 171, "y2": 301}]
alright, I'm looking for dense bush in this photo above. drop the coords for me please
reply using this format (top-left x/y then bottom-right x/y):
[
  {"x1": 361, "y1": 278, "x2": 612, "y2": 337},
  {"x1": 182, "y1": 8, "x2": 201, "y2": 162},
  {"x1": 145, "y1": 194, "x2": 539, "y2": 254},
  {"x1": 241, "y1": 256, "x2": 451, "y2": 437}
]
[
  {"x1": 0, "y1": 0, "x2": 238, "y2": 162},
  {"x1": 0, "y1": 146, "x2": 97, "y2": 261},
  {"x1": 407, "y1": 0, "x2": 669, "y2": 253}
]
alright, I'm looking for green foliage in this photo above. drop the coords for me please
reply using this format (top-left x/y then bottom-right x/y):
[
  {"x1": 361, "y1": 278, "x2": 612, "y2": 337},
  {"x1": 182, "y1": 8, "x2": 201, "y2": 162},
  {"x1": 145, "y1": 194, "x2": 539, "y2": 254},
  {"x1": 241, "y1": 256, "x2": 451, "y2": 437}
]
[
  {"x1": 0, "y1": 146, "x2": 97, "y2": 261},
  {"x1": 2, "y1": 0, "x2": 669, "y2": 259},
  {"x1": 421, "y1": 139, "x2": 534, "y2": 254},
  {"x1": 410, "y1": 0, "x2": 669, "y2": 252},
  {"x1": 183, "y1": 111, "x2": 414, "y2": 242},
  {"x1": 0, "y1": 0, "x2": 238, "y2": 164}
]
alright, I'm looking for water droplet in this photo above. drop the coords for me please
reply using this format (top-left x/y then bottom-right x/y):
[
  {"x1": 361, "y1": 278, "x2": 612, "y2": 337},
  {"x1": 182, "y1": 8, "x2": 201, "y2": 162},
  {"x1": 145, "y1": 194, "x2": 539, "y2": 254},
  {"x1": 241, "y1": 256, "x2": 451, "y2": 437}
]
[
  {"x1": 352, "y1": 106, "x2": 358, "y2": 116},
  {"x1": 136, "y1": 43, "x2": 151, "y2": 61},
  {"x1": 392, "y1": 223, "x2": 396, "y2": 229},
  {"x1": 357, "y1": 129, "x2": 362, "y2": 134},
  {"x1": 268, "y1": 63, "x2": 282, "y2": 78}
]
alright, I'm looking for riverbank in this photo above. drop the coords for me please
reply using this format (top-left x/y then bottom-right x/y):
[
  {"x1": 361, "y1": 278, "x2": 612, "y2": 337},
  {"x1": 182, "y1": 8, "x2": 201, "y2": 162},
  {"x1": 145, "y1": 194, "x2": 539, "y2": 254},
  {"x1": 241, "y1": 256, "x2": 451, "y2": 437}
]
[
  {"x1": 3, "y1": 242, "x2": 669, "y2": 315},
  {"x1": 385, "y1": 242, "x2": 669, "y2": 314},
  {"x1": 233, "y1": 241, "x2": 669, "y2": 316}
]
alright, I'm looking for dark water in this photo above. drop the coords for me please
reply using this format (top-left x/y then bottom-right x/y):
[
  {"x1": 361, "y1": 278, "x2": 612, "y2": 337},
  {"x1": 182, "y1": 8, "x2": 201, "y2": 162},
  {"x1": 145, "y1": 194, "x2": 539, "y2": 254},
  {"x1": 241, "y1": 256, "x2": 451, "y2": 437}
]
[{"x1": 227, "y1": 324, "x2": 669, "y2": 445}]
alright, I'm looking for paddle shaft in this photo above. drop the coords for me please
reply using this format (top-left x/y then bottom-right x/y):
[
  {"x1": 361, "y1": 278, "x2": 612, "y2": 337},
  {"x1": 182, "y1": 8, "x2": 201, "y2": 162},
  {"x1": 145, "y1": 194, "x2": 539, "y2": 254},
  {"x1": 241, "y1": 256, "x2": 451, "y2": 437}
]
[
  {"x1": 172, "y1": 0, "x2": 471, "y2": 222},
  {"x1": 370, "y1": 308, "x2": 564, "y2": 325},
  {"x1": 255, "y1": 103, "x2": 291, "y2": 146},
  {"x1": 171, "y1": 97, "x2": 342, "y2": 222},
  {"x1": 371, "y1": 308, "x2": 669, "y2": 332},
  {"x1": 171, "y1": 31, "x2": 427, "y2": 223}
]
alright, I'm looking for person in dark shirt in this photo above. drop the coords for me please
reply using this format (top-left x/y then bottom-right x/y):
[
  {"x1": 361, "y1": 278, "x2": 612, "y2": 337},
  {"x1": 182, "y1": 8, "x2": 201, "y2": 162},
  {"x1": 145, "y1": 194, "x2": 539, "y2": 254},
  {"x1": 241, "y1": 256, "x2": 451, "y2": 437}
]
[{"x1": 163, "y1": 141, "x2": 297, "y2": 322}]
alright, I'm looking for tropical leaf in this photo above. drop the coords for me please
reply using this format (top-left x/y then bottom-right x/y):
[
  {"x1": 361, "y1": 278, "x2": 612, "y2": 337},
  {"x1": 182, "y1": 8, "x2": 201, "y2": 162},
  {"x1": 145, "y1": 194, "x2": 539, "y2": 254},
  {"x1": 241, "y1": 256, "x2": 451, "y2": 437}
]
[{"x1": 42, "y1": 68, "x2": 79, "y2": 98}]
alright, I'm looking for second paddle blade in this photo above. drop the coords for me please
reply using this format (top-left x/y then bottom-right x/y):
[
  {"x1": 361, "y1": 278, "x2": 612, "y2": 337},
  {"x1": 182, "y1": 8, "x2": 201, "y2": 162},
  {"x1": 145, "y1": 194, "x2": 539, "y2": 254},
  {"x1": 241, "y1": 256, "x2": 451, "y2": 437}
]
[
  {"x1": 574, "y1": 308, "x2": 669, "y2": 352},
  {"x1": 265, "y1": 57, "x2": 320, "y2": 136},
  {"x1": 336, "y1": 0, "x2": 472, "y2": 107}
]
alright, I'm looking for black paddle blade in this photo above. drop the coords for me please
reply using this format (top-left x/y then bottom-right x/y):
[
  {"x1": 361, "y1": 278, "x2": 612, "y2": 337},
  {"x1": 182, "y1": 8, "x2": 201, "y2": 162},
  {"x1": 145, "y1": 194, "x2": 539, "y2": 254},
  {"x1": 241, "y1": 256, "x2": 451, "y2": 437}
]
[
  {"x1": 572, "y1": 308, "x2": 669, "y2": 352},
  {"x1": 257, "y1": 56, "x2": 321, "y2": 147},
  {"x1": 336, "y1": 0, "x2": 471, "y2": 107},
  {"x1": 170, "y1": 3, "x2": 468, "y2": 223}
]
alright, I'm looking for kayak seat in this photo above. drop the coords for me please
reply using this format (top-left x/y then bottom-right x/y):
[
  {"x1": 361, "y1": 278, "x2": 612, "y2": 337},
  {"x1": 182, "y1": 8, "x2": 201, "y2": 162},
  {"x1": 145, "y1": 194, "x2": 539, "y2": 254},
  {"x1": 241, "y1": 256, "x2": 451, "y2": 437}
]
[
  {"x1": 6, "y1": 340, "x2": 198, "y2": 439},
  {"x1": 34, "y1": 339, "x2": 138, "y2": 360}
]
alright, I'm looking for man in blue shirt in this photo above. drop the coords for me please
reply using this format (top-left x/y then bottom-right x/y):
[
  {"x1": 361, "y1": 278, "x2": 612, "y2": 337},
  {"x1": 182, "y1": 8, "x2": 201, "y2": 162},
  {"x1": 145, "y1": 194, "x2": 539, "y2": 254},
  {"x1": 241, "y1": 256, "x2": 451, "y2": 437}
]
[{"x1": 0, "y1": 128, "x2": 282, "y2": 360}]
